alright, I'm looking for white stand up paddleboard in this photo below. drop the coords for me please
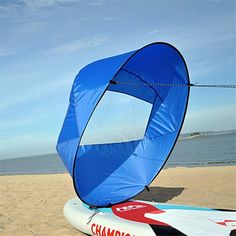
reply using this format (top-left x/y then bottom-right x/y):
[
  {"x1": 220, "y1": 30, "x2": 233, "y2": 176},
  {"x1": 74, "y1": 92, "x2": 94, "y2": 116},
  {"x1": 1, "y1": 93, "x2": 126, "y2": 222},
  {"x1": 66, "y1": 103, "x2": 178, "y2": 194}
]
[{"x1": 64, "y1": 197, "x2": 236, "y2": 236}]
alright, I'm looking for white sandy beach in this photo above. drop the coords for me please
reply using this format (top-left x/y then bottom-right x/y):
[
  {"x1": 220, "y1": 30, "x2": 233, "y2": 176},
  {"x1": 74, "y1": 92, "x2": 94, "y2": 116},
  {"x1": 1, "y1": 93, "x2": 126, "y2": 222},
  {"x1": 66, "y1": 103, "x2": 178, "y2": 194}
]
[{"x1": 1, "y1": 166, "x2": 236, "y2": 236}]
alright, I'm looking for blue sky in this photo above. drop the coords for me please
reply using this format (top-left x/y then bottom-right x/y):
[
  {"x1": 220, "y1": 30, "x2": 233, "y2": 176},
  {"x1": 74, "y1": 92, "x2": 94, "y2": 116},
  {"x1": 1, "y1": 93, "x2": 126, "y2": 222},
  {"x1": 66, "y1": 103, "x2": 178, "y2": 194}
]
[{"x1": 0, "y1": 0, "x2": 235, "y2": 159}]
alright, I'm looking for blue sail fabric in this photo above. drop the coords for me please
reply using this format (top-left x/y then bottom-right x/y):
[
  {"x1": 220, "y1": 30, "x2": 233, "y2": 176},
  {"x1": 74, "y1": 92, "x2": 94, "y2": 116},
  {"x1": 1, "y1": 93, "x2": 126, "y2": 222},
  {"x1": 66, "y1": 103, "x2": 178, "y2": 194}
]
[{"x1": 56, "y1": 42, "x2": 190, "y2": 207}]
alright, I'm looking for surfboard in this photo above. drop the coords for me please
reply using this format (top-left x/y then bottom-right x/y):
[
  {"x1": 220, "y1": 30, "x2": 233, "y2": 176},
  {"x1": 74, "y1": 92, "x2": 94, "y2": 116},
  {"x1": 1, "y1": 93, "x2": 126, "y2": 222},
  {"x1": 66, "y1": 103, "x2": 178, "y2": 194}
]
[{"x1": 64, "y1": 197, "x2": 236, "y2": 236}]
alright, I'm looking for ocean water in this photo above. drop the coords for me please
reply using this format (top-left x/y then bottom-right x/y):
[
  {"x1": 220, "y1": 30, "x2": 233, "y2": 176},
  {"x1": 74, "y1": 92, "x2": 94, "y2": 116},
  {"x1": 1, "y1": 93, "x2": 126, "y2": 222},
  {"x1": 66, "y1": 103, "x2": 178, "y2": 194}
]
[
  {"x1": 0, "y1": 132, "x2": 235, "y2": 175},
  {"x1": 0, "y1": 154, "x2": 66, "y2": 176},
  {"x1": 166, "y1": 132, "x2": 236, "y2": 167}
]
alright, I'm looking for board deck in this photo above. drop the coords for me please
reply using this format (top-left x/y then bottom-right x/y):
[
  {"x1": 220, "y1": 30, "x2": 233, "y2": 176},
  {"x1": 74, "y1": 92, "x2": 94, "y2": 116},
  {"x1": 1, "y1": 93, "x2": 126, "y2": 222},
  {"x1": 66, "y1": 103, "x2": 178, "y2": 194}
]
[{"x1": 64, "y1": 197, "x2": 236, "y2": 236}]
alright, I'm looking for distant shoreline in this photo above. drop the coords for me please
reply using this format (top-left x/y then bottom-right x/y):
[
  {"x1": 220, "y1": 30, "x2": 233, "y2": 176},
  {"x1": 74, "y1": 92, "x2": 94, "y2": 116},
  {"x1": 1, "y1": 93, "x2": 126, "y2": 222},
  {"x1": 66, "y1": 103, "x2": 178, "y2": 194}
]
[{"x1": 179, "y1": 129, "x2": 236, "y2": 140}]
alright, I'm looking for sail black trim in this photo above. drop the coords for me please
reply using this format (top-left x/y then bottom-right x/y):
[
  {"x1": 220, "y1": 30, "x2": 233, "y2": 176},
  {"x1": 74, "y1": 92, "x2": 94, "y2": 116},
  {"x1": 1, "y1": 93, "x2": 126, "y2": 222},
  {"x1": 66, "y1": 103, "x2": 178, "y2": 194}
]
[{"x1": 72, "y1": 42, "x2": 190, "y2": 208}]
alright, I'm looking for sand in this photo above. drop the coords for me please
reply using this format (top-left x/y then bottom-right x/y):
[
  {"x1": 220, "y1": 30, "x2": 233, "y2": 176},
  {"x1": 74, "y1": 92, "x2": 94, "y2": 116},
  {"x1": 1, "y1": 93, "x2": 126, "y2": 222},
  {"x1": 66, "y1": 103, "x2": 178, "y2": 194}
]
[{"x1": 0, "y1": 166, "x2": 236, "y2": 235}]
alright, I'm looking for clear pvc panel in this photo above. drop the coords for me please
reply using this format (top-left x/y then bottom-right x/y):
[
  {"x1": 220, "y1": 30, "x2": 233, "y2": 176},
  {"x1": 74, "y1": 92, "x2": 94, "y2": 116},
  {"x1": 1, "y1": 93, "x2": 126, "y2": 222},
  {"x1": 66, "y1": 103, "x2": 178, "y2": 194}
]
[{"x1": 80, "y1": 91, "x2": 152, "y2": 145}]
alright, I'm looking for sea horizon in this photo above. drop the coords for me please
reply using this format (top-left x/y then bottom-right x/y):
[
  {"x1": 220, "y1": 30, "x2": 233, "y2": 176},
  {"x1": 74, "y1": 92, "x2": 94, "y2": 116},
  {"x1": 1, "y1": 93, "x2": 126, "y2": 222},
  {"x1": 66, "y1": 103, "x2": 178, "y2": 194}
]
[
  {"x1": 0, "y1": 131, "x2": 235, "y2": 176},
  {"x1": 1, "y1": 129, "x2": 235, "y2": 161}
]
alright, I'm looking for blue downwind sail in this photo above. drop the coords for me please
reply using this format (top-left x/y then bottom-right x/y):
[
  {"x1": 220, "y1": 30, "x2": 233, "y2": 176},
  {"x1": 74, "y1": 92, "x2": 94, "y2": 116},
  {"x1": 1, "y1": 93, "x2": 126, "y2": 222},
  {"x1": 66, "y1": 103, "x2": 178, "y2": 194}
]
[{"x1": 56, "y1": 42, "x2": 190, "y2": 207}]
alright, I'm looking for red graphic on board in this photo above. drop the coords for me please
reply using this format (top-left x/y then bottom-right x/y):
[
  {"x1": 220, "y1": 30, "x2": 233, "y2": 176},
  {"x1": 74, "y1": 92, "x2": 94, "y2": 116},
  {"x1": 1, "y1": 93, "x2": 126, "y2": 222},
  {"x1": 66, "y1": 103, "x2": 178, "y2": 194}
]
[
  {"x1": 91, "y1": 223, "x2": 131, "y2": 236},
  {"x1": 210, "y1": 219, "x2": 236, "y2": 227},
  {"x1": 112, "y1": 201, "x2": 168, "y2": 225}
]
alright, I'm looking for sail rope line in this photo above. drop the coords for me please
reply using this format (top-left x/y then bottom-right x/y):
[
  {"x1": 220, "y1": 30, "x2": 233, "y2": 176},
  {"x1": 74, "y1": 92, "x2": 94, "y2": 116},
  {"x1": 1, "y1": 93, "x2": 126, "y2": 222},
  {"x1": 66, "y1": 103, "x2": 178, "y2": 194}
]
[
  {"x1": 86, "y1": 208, "x2": 100, "y2": 224},
  {"x1": 110, "y1": 80, "x2": 236, "y2": 89}
]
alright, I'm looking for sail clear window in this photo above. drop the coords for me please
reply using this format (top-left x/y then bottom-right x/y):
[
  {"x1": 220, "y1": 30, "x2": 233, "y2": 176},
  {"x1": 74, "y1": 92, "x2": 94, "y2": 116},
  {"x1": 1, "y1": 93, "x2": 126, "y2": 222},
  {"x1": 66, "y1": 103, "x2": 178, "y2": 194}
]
[{"x1": 80, "y1": 91, "x2": 152, "y2": 145}]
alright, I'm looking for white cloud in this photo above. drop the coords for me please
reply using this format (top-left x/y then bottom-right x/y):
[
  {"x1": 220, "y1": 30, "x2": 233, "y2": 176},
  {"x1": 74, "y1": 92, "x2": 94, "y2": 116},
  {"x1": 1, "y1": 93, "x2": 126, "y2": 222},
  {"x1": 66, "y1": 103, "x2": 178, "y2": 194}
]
[
  {"x1": 103, "y1": 16, "x2": 117, "y2": 21},
  {"x1": 182, "y1": 104, "x2": 236, "y2": 133},
  {"x1": 0, "y1": 78, "x2": 71, "y2": 112},
  {"x1": 0, "y1": 0, "x2": 78, "y2": 16},
  {"x1": 0, "y1": 48, "x2": 15, "y2": 57},
  {"x1": 148, "y1": 29, "x2": 159, "y2": 36},
  {"x1": 0, "y1": 0, "x2": 109, "y2": 14},
  {"x1": 187, "y1": 54, "x2": 235, "y2": 81},
  {"x1": 0, "y1": 2, "x2": 19, "y2": 14},
  {"x1": 47, "y1": 36, "x2": 112, "y2": 54},
  {"x1": 21, "y1": 0, "x2": 79, "y2": 8},
  {"x1": 0, "y1": 133, "x2": 57, "y2": 159},
  {"x1": 84, "y1": 0, "x2": 110, "y2": 7}
]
